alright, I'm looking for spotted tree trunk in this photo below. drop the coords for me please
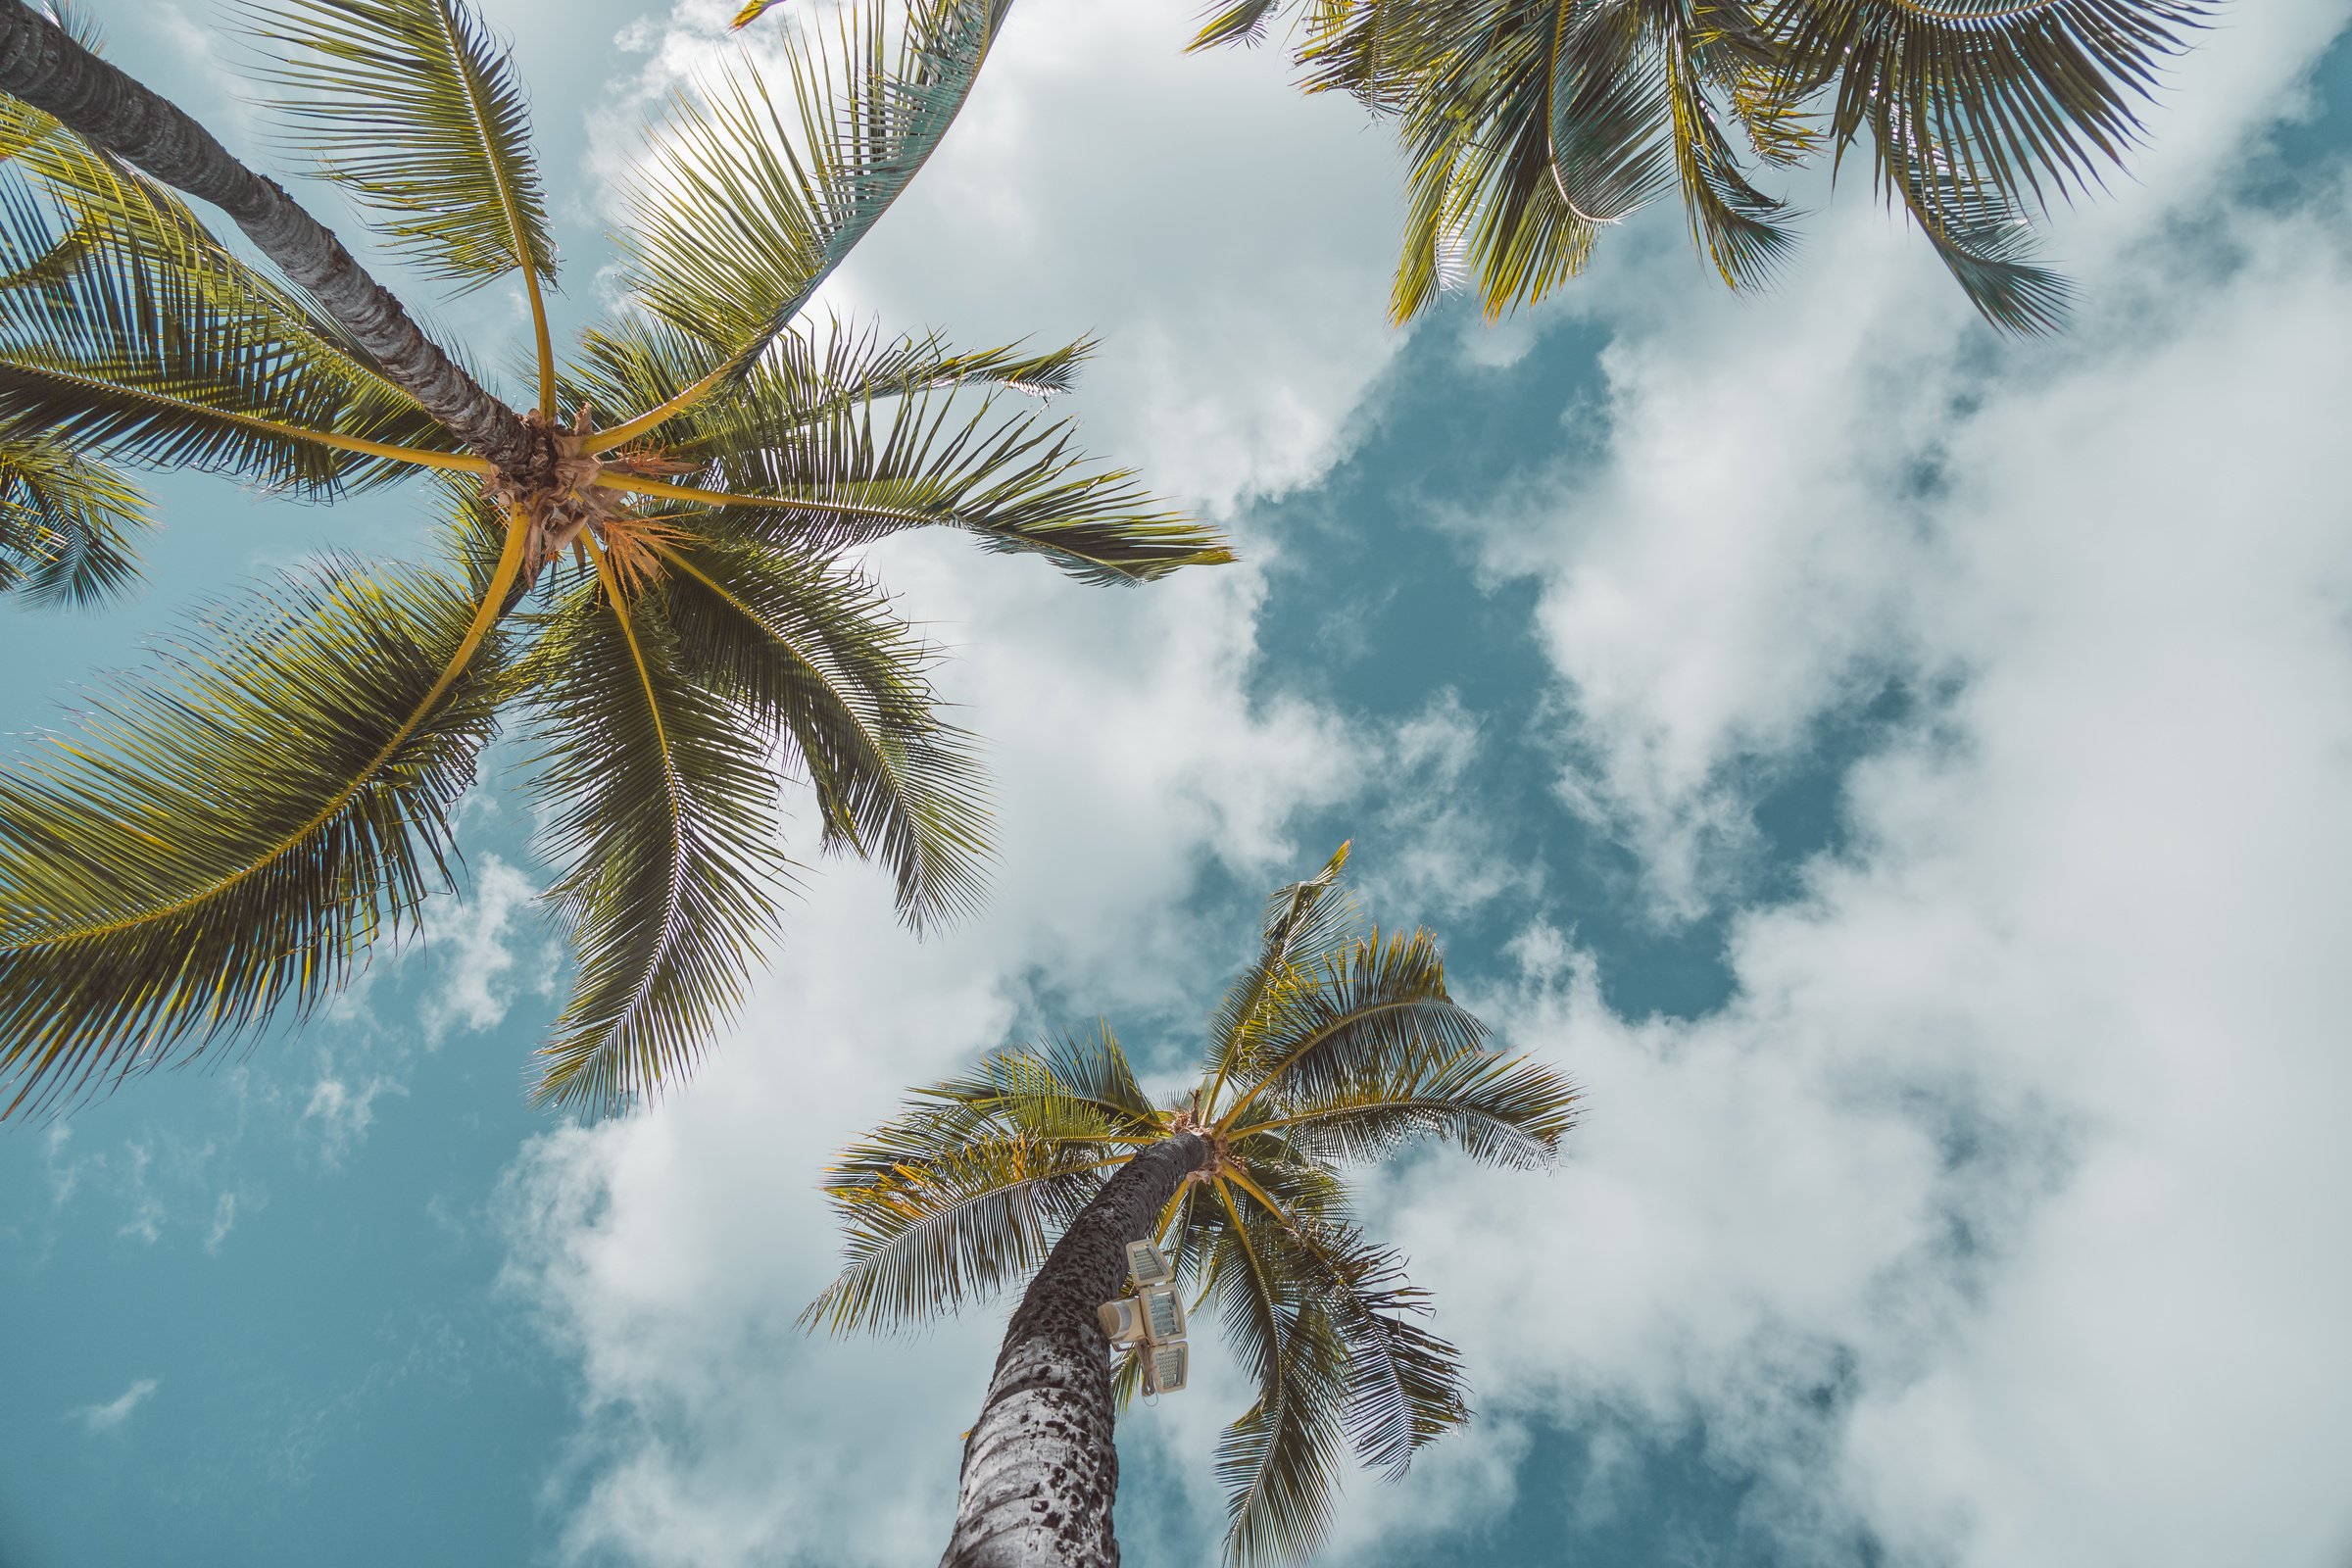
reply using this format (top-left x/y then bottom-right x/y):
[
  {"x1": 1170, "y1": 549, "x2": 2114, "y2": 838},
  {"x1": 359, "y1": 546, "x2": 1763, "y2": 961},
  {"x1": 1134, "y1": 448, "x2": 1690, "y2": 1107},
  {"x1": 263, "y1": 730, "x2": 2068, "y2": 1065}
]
[
  {"x1": 0, "y1": 0, "x2": 534, "y2": 471},
  {"x1": 942, "y1": 1132, "x2": 1207, "y2": 1568}
]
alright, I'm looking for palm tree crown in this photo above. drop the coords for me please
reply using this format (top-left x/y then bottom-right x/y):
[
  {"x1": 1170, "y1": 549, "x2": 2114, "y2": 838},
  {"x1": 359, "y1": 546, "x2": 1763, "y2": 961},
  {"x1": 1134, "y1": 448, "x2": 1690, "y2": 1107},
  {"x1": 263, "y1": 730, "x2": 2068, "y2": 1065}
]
[
  {"x1": 808, "y1": 846, "x2": 1580, "y2": 1566},
  {"x1": 0, "y1": 0, "x2": 1230, "y2": 1116},
  {"x1": 1191, "y1": 0, "x2": 2208, "y2": 335}
]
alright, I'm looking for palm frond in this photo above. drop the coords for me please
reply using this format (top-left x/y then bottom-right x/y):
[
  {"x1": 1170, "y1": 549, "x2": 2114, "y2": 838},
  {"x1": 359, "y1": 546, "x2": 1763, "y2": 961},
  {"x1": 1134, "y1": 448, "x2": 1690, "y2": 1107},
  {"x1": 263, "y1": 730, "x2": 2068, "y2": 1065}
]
[
  {"x1": 622, "y1": 375, "x2": 1231, "y2": 586},
  {"x1": 1775, "y1": 0, "x2": 2208, "y2": 213},
  {"x1": 944, "y1": 1024, "x2": 1163, "y2": 1141},
  {"x1": 1217, "y1": 927, "x2": 1486, "y2": 1130},
  {"x1": 0, "y1": 549, "x2": 514, "y2": 1116},
  {"x1": 1226, "y1": 1184, "x2": 1470, "y2": 1487},
  {"x1": 520, "y1": 562, "x2": 791, "y2": 1114},
  {"x1": 241, "y1": 0, "x2": 558, "y2": 295},
  {"x1": 0, "y1": 418, "x2": 145, "y2": 604},
  {"x1": 651, "y1": 533, "x2": 988, "y2": 930},
  {"x1": 570, "y1": 314, "x2": 1091, "y2": 463},
  {"x1": 1, "y1": 98, "x2": 455, "y2": 448},
  {"x1": 611, "y1": 0, "x2": 1010, "y2": 409},
  {"x1": 1205, "y1": 1181, "x2": 1352, "y2": 1567},
  {"x1": 0, "y1": 161, "x2": 455, "y2": 491},
  {"x1": 1190, "y1": 0, "x2": 1284, "y2": 50},
  {"x1": 1204, "y1": 842, "x2": 1360, "y2": 1114},
  {"x1": 807, "y1": 1126, "x2": 1122, "y2": 1333},
  {"x1": 1232, "y1": 1046, "x2": 1578, "y2": 1170},
  {"x1": 1877, "y1": 111, "x2": 2072, "y2": 333}
]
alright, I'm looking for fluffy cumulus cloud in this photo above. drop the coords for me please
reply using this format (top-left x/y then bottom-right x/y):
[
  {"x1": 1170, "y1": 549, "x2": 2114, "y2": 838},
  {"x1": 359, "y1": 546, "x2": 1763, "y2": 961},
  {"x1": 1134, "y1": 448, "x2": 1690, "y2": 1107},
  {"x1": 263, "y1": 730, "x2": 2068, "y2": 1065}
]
[
  {"x1": 499, "y1": 1, "x2": 2352, "y2": 1566},
  {"x1": 1353, "y1": 8, "x2": 2352, "y2": 1568}
]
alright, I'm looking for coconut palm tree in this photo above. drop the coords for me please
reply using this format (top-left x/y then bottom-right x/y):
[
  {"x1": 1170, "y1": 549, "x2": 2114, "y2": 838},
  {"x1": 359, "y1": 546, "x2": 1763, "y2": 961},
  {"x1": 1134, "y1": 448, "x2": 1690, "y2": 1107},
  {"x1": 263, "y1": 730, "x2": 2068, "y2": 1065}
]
[
  {"x1": 0, "y1": 0, "x2": 1231, "y2": 1117},
  {"x1": 806, "y1": 846, "x2": 1581, "y2": 1567},
  {"x1": 1186, "y1": 0, "x2": 2207, "y2": 334}
]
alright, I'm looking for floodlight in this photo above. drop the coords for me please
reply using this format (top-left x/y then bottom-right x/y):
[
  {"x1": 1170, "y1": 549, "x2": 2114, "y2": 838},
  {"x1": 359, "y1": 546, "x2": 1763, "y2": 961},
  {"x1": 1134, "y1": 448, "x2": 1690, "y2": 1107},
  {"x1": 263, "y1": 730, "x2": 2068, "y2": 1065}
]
[
  {"x1": 1139, "y1": 1283, "x2": 1185, "y2": 1344},
  {"x1": 1097, "y1": 1298, "x2": 1148, "y2": 1347},
  {"x1": 1126, "y1": 1240, "x2": 1174, "y2": 1288},
  {"x1": 1144, "y1": 1342, "x2": 1188, "y2": 1395}
]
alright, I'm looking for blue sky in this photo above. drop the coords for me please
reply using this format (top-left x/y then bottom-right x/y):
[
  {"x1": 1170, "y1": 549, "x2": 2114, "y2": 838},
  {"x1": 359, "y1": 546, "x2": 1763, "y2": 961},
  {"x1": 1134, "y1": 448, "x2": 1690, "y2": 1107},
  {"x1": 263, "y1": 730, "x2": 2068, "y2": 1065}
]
[{"x1": 6, "y1": 2, "x2": 2352, "y2": 1566}]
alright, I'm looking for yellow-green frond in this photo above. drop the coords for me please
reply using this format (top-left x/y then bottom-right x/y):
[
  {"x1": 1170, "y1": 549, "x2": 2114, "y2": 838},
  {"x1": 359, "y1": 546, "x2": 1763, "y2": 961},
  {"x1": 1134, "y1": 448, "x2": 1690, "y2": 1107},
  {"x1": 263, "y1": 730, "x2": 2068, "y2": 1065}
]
[
  {"x1": 0, "y1": 98, "x2": 451, "y2": 445},
  {"x1": 806, "y1": 1127, "x2": 1125, "y2": 1334},
  {"x1": 0, "y1": 418, "x2": 146, "y2": 605},
  {"x1": 1216, "y1": 926, "x2": 1485, "y2": 1131},
  {"x1": 651, "y1": 534, "x2": 990, "y2": 930},
  {"x1": 613, "y1": 0, "x2": 1010, "y2": 402},
  {"x1": 1229, "y1": 1046, "x2": 1579, "y2": 1170},
  {"x1": 240, "y1": 0, "x2": 559, "y2": 293},
  {"x1": 1205, "y1": 1183, "x2": 1352, "y2": 1567},
  {"x1": 521, "y1": 570, "x2": 790, "y2": 1114},
  {"x1": 1204, "y1": 843, "x2": 1361, "y2": 1112},
  {"x1": 0, "y1": 169, "x2": 455, "y2": 491},
  {"x1": 0, "y1": 555, "x2": 513, "y2": 1115}
]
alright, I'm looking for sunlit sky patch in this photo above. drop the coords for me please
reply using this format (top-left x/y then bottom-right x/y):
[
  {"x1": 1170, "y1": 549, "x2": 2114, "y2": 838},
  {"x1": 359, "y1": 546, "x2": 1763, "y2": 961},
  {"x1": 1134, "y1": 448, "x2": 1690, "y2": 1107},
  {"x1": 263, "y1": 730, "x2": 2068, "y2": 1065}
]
[{"x1": 5, "y1": 1, "x2": 2351, "y2": 1565}]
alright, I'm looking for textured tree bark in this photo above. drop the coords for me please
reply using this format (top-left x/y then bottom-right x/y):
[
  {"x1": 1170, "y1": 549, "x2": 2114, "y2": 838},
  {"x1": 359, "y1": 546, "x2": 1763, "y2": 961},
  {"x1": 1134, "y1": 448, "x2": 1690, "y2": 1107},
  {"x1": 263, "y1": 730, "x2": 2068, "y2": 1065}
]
[
  {"x1": 941, "y1": 1132, "x2": 1207, "y2": 1568},
  {"x1": 0, "y1": 0, "x2": 536, "y2": 473}
]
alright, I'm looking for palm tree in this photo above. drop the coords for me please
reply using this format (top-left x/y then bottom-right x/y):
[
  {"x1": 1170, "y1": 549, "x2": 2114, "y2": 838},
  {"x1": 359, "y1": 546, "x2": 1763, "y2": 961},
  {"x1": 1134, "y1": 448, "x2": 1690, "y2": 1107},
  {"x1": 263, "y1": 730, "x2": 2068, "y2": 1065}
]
[
  {"x1": 1187, "y1": 0, "x2": 2208, "y2": 334},
  {"x1": 0, "y1": 0, "x2": 1231, "y2": 1117},
  {"x1": 807, "y1": 846, "x2": 1581, "y2": 1567}
]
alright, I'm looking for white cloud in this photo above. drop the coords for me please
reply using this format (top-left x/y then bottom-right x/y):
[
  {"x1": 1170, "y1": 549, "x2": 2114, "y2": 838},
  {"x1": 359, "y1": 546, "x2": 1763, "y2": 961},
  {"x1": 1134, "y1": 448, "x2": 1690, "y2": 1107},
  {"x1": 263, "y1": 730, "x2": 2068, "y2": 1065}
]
[
  {"x1": 204, "y1": 1191, "x2": 240, "y2": 1254},
  {"x1": 1357, "y1": 12, "x2": 2352, "y2": 1567},
  {"x1": 1442, "y1": 0, "x2": 2352, "y2": 919},
  {"x1": 303, "y1": 1074, "x2": 408, "y2": 1166},
  {"x1": 418, "y1": 855, "x2": 545, "y2": 1042},
  {"x1": 500, "y1": 4, "x2": 2352, "y2": 1568},
  {"x1": 73, "y1": 1377, "x2": 159, "y2": 1436}
]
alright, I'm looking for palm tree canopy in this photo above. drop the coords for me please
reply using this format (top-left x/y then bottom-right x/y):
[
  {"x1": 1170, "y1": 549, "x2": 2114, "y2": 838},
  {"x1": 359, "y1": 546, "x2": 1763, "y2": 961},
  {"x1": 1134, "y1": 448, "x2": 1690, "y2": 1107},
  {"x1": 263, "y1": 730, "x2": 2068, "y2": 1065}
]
[
  {"x1": 808, "y1": 846, "x2": 1582, "y2": 1565},
  {"x1": 0, "y1": 0, "x2": 1231, "y2": 1117},
  {"x1": 1193, "y1": 0, "x2": 2208, "y2": 335}
]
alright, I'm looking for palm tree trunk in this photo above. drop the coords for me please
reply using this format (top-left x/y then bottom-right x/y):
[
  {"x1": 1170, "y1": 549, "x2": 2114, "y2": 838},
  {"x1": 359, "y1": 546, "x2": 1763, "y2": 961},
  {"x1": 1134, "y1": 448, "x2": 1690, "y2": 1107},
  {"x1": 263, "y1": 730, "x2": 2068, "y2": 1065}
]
[
  {"x1": 942, "y1": 1131, "x2": 1207, "y2": 1568},
  {"x1": 0, "y1": 0, "x2": 536, "y2": 474}
]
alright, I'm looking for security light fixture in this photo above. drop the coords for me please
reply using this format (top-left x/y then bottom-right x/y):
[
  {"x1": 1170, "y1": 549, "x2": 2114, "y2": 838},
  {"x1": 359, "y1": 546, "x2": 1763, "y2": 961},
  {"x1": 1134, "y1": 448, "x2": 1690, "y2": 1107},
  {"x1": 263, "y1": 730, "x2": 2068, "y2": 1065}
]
[
  {"x1": 1102, "y1": 1239, "x2": 1192, "y2": 1394},
  {"x1": 1140, "y1": 1283, "x2": 1185, "y2": 1343},
  {"x1": 1126, "y1": 1240, "x2": 1174, "y2": 1288},
  {"x1": 1097, "y1": 1297, "x2": 1147, "y2": 1346},
  {"x1": 1144, "y1": 1342, "x2": 1188, "y2": 1395}
]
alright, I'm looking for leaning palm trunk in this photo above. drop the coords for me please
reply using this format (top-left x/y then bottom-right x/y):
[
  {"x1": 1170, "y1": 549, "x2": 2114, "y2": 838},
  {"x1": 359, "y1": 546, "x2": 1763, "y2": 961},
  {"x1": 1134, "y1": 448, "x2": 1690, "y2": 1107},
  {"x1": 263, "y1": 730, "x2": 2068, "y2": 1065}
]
[
  {"x1": 943, "y1": 1132, "x2": 1207, "y2": 1568},
  {"x1": 0, "y1": 0, "x2": 531, "y2": 468}
]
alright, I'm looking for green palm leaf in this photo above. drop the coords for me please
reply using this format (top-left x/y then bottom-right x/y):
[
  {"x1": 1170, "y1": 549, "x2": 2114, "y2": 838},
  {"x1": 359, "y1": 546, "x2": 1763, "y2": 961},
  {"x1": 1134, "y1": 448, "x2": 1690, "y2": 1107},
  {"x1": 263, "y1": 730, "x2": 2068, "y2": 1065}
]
[
  {"x1": 710, "y1": 393, "x2": 1228, "y2": 585},
  {"x1": 806, "y1": 1118, "x2": 1125, "y2": 1333},
  {"x1": 1206, "y1": 1183, "x2": 1352, "y2": 1568},
  {"x1": 612, "y1": 0, "x2": 1010, "y2": 402},
  {"x1": 1203, "y1": 841, "x2": 1361, "y2": 1110},
  {"x1": 1777, "y1": 0, "x2": 2206, "y2": 211},
  {"x1": 1228, "y1": 1182, "x2": 1469, "y2": 1484},
  {"x1": 520, "y1": 569, "x2": 790, "y2": 1113},
  {"x1": 0, "y1": 417, "x2": 145, "y2": 604},
  {"x1": 1219, "y1": 0, "x2": 2202, "y2": 331},
  {"x1": 1219, "y1": 928, "x2": 1490, "y2": 1124},
  {"x1": 1, "y1": 95, "x2": 455, "y2": 447},
  {"x1": 0, "y1": 160, "x2": 453, "y2": 491},
  {"x1": 652, "y1": 534, "x2": 989, "y2": 931},
  {"x1": 570, "y1": 316, "x2": 1089, "y2": 451},
  {"x1": 0, "y1": 550, "x2": 514, "y2": 1115},
  {"x1": 240, "y1": 0, "x2": 557, "y2": 296},
  {"x1": 1230, "y1": 1046, "x2": 1580, "y2": 1170}
]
